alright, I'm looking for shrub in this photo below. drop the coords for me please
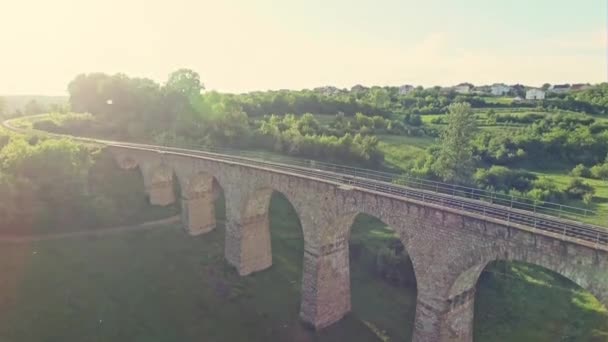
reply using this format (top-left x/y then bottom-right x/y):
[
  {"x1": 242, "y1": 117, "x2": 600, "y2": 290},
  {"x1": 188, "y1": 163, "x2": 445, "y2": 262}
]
[
  {"x1": 474, "y1": 166, "x2": 536, "y2": 192},
  {"x1": 590, "y1": 163, "x2": 608, "y2": 180},
  {"x1": 570, "y1": 164, "x2": 591, "y2": 178},
  {"x1": 565, "y1": 178, "x2": 595, "y2": 201},
  {"x1": 526, "y1": 177, "x2": 564, "y2": 203},
  {"x1": 32, "y1": 119, "x2": 60, "y2": 132}
]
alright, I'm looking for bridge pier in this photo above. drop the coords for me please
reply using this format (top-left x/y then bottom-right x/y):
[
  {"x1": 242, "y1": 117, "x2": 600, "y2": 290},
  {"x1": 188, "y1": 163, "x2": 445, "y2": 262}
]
[
  {"x1": 235, "y1": 213, "x2": 272, "y2": 276},
  {"x1": 146, "y1": 180, "x2": 175, "y2": 206},
  {"x1": 223, "y1": 216, "x2": 272, "y2": 276},
  {"x1": 411, "y1": 289, "x2": 474, "y2": 342},
  {"x1": 139, "y1": 163, "x2": 175, "y2": 206},
  {"x1": 299, "y1": 239, "x2": 351, "y2": 330},
  {"x1": 181, "y1": 192, "x2": 216, "y2": 235}
]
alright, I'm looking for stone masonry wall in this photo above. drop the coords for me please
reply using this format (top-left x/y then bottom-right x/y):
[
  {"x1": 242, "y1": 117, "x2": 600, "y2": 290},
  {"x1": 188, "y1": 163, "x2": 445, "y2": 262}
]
[{"x1": 108, "y1": 146, "x2": 608, "y2": 342}]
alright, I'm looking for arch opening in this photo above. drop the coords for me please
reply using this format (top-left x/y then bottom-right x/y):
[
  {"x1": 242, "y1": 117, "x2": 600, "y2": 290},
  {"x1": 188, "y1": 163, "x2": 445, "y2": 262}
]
[
  {"x1": 236, "y1": 189, "x2": 304, "y2": 277},
  {"x1": 447, "y1": 255, "x2": 608, "y2": 342},
  {"x1": 473, "y1": 260, "x2": 608, "y2": 341},
  {"x1": 346, "y1": 213, "x2": 418, "y2": 341},
  {"x1": 232, "y1": 190, "x2": 312, "y2": 338}
]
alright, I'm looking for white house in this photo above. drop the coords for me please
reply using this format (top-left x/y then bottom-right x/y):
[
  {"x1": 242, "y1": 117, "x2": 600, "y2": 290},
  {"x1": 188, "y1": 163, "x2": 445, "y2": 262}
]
[
  {"x1": 526, "y1": 88, "x2": 546, "y2": 100},
  {"x1": 490, "y1": 84, "x2": 511, "y2": 96},
  {"x1": 453, "y1": 83, "x2": 473, "y2": 94},
  {"x1": 398, "y1": 84, "x2": 414, "y2": 95}
]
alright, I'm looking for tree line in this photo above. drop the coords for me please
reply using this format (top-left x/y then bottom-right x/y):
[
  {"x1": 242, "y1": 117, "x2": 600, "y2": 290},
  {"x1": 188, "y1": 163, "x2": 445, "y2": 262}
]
[{"x1": 0, "y1": 129, "x2": 176, "y2": 234}]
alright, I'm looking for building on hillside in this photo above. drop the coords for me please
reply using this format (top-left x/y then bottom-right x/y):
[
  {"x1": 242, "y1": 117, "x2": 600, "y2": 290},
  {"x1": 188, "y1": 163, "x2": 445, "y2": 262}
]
[
  {"x1": 570, "y1": 83, "x2": 592, "y2": 91},
  {"x1": 526, "y1": 88, "x2": 546, "y2": 100},
  {"x1": 398, "y1": 84, "x2": 414, "y2": 95},
  {"x1": 549, "y1": 84, "x2": 571, "y2": 94},
  {"x1": 490, "y1": 83, "x2": 511, "y2": 96},
  {"x1": 453, "y1": 83, "x2": 473, "y2": 94}
]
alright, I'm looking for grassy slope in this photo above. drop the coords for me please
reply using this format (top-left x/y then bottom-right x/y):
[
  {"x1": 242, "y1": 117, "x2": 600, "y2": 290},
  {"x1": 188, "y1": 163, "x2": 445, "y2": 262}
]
[
  {"x1": 532, "y1": 171, "x2": 608, "y2": 226},
  {"x1": 0, "y1": 194, "x2": 604, "y2": 342},
  {"x1": 377, "y1": 134, "x2": 434, "y2": 171}
]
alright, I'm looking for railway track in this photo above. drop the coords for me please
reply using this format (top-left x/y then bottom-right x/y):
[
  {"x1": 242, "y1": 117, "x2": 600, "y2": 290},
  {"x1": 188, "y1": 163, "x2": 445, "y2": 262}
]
[
  {"x1": 109, "y1": 141, "x2": 608, "y2": 248},
  {"x1": 3, "y1": 117, "x2": 607, "y2": 249}
]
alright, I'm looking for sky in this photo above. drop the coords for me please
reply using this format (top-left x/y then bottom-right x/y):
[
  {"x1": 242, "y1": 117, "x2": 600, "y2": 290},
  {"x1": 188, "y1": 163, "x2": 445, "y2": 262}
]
[{"x1": 0, "y1": 0, "x2": 606, "y2": 94}]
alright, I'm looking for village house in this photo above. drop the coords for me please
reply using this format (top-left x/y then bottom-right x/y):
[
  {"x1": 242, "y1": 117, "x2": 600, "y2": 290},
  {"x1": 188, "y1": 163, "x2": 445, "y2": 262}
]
[
  {"x1": 548, "y1": 84, "x2": 571, "y2": 94},
  {"x1": 453, "y1": 83, "x2": 473, "y2": 94},
  {"x1": 490, "y1": 83, "x2": 511, "y2": 96},
  {"x1": 526, "y1": 88, "x2": 546, "y2": 100},
  {"x1": 570, "y1": 83, "x2": 592, "y2": 92}
]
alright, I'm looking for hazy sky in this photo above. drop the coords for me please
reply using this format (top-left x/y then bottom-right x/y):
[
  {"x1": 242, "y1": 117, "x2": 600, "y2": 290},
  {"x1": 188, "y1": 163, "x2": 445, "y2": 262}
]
[{"x1": 1, "y1": 0, "x2": 605, "y2": 94}]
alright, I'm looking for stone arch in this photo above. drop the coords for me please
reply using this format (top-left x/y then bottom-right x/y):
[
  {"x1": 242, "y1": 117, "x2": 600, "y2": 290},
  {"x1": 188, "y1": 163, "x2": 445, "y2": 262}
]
[
  {"x1": 115, "y1": 154, "x2": 139, "y2": 170},
  {"x1": 233, "y1": 187, "x2": 305, "y2": 276},
  {"x1": 179, "y1": 171, "x2": 224, "y2": 236},
  {"x1": 443, "y1": 244, "x2": 608, "y2": 341},
  {"x1": 449, "y1": 244, "x2": 608, "y2": 306},
  {"x1": 299, "y1": 203, "x2": 421, "y2": 332},
  {"x1": 346, "y1": 211, "x2": 419, "y2": 340}
]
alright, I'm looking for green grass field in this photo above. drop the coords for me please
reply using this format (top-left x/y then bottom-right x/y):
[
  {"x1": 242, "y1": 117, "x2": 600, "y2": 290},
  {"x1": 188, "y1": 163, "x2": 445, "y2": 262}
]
[
  {"x1": 377, "y1": 134, "x2": 434, "y2": 172},
  {"x1": 0, "y1": 193, "x2": 604, "y2": 342},
  {"x1": 530, "y1": 171, "x2": 608, "y2": 226}
]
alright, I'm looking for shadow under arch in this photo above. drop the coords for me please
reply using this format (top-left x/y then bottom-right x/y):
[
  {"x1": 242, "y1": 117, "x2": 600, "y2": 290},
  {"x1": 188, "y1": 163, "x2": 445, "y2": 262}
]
[
  {"x1": 343, "y1": 212, "x2": 418, "y2": 341},
  {"x1": 446, "y1": 245, "x2": 608, "y2": 341}
]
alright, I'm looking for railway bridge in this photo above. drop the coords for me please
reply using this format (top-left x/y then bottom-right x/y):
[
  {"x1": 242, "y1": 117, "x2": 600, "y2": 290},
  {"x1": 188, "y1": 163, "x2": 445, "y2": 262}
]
[{"x1": 106, "y1": 142, "x2": 608, "y2": 342}]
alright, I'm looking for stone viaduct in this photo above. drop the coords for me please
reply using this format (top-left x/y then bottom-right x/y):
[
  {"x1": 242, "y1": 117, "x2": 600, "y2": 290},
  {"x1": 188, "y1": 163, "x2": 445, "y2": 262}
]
[{"x1": 110, "y1": 145, "x2": 608, "y2": 342}]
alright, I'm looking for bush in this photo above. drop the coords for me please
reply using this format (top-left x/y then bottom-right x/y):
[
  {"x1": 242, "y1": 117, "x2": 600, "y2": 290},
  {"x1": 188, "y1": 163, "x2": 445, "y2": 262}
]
[
  {"x1": 565, "y1": 178, "x2": 595, "y2": 202},
  {"x1": 32, "y1": 119, "x2": 60, "y2": 132},
  {"x1": 590, "y1": 163, "x2": 608, "y2": 180},
  {"x1": 526, "y1": 177, "x2": 564, "y2": 203},
  {"x1": 474, "y1": 166, "x2": 536, "y2": 192},
  {"x1": 570, "y1": 164, "x2": 591, "y2": 178}
]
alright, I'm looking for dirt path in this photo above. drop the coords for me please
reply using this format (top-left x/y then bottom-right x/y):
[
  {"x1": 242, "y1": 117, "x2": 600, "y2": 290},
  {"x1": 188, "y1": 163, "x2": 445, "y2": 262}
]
[{"x1": 0, "y1": 216, "x2": 181, "y2": 243}]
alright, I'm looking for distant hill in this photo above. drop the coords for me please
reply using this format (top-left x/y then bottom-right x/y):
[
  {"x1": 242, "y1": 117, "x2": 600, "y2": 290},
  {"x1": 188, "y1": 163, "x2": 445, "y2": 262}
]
[{"x1": 1, "y1": 95, "x2": 68, "y2": 113}]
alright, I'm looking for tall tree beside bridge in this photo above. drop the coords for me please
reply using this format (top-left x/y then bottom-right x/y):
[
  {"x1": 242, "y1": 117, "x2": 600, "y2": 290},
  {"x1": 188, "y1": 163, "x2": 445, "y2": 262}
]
[{"x1": 434, "y1": 102, "x2": 477, "y2": 184}]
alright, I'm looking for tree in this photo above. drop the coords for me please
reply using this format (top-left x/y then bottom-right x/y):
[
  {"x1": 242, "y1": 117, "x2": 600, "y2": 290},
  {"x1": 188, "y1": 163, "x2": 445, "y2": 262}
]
[
  {"x1": 165, "y1": 69, "x2": 203, "y2": 97},
  {"x1": 433, "y1": 102, "x2": 477, "y2": 184},
  {"x1": 542, "y1": 83, "x2": 551, "y2": 91},
  {"x1": 591, "y1": 163, "x2": 608, "y2": 180},
  {"x1": 68, "y1": 73, "x2": 113, "y2": 114},
  {"x1": 24, "y1": 100, "x2": 45, "y2": 115},
  {"x1": 367, "y1": 87, "x2": 390, "y2": 110}
]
